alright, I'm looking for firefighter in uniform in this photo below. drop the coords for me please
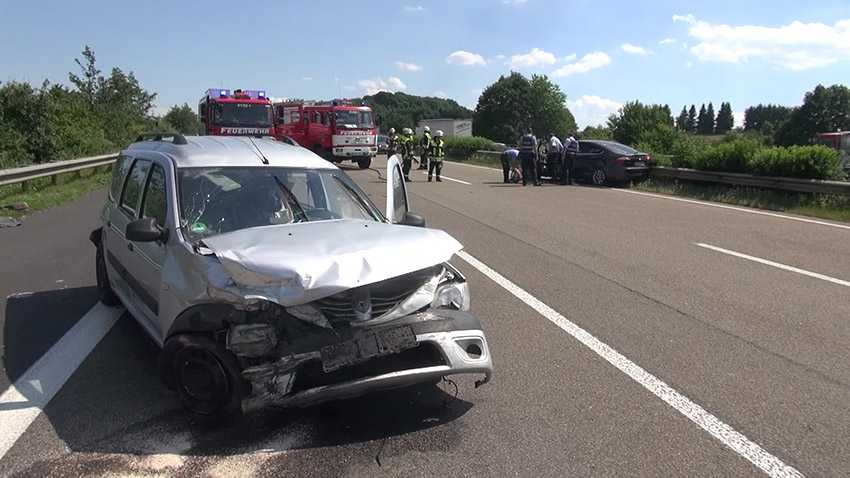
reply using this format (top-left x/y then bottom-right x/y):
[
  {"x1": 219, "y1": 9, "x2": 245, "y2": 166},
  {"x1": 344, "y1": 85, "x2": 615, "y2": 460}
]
[
  {"x1": 428, "y1": 130, "x2": 445, "y2": 182},
  {"x1": 400, "y1": 127, "x2": 415, "y2": 181},
  {"x1": 418, "y1": 125, "x2": 432, "y2": 170},
  {"x1": 386, "y1": 127, "x2": 398, "y2": 158}
]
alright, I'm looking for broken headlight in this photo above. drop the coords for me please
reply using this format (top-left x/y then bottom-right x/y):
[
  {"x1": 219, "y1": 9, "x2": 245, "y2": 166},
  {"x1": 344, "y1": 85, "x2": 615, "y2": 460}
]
[
  {"x1": 432, "y1": 281, "x2": 470, "y2": 310},
  {"x1": 432, "y1": 263, "x2": 470, "y2": 311}
]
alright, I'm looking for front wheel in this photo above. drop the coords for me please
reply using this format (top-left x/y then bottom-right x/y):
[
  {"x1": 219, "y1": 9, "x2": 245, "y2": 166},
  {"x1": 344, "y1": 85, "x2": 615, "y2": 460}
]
[
  {"x1": 591, "y1": 166, "x2": 607, "y2": 186},
  {"x1": 357, "y1": 157, "x2": 372, "y2": 169},
  {"x1": 166, "y1": 334, "x2": 246, "y2": 420}
]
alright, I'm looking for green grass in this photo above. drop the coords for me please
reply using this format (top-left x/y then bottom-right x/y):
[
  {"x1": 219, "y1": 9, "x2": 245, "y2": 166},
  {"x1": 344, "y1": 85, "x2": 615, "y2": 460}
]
[
  {"x1": 635, "y1": 177, "x2": 850, "y2": 223},
  {"x1": 0, "y1": 166, "x2": 113, "y2": 219}
]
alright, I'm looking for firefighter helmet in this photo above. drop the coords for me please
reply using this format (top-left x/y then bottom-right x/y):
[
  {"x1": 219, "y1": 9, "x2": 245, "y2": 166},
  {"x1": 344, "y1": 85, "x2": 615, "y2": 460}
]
[
  {"x1": 435, "y1": 130, "x2": 444, "y2": 137},
  {"x1": 388, "y1": 127, "x2": 396, "y2": 134},
  {"x1": 423, "y1": 125, "x2": 431, "y2": 132},
  {"x1": 403, "y1": 127, "x2": 413, "y2": 135}
]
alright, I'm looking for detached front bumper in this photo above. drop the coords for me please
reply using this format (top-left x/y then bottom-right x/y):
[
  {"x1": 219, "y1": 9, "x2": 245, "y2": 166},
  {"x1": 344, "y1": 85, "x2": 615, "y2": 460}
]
[{"x1": 241, "y1": 311, "x2": 493, "y2": 411}]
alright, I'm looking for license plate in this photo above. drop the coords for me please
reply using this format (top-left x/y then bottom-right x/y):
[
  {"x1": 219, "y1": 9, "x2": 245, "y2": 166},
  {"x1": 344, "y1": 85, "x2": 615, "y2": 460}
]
[
  {"x1": 633, "y1": 161, "x2": 645, "y2": 167},
  {"x1": 321, "y1": 326, "x2": 417, "y2": 372}
]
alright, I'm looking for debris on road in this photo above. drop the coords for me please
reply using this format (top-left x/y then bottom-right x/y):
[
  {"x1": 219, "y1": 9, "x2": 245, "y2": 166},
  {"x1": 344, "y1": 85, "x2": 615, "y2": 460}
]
[{"x1": 0, "y1": 216, "x2": 22, "y2": 228}]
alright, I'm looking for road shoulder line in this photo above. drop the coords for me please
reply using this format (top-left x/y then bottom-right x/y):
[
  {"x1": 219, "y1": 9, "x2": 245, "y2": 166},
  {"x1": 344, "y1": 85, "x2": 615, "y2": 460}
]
[
  {"x1": 456, "y1": 249, "x2": 803, "y2": 478},
  {"x1": 0, "y1": 303, "x2": 123, "y2": 460},
  {"x1": 613, "y1": 188, "x2": 850, "y2": 231}
]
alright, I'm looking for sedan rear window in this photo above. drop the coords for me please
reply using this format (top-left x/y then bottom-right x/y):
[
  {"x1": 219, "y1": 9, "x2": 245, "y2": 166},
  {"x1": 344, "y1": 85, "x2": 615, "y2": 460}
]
[{"x1": 598, "y1": 141, "x2": 640, "y2": 155}]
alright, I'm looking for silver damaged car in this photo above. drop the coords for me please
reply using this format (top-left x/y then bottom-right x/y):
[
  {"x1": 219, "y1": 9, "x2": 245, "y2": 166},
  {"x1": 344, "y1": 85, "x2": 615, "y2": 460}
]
[{"x1": 90, "y1": 134, "x2": 492, "y2": 418}]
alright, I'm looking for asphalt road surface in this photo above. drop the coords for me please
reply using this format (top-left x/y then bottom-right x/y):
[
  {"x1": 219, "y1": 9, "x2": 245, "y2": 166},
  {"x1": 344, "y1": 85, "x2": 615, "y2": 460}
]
[{"x1": 1, "y1": 155, "x2": 848, "y2": 477}]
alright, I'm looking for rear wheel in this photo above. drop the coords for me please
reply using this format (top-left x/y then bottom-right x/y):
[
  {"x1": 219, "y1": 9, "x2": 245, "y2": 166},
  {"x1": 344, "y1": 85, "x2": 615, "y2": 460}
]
[
  {"x1": 95, "y1": 245, "x2": 120, "y2": 306},
  {"x1": 591, "y1": 166, "x2": 607, "y2": 186},
  {"x1": 166, "y1": 334, "x2": 245, "y2": 420},
  {"x1": 357, "y1": 157, "x2": 372, "y2": 169}
]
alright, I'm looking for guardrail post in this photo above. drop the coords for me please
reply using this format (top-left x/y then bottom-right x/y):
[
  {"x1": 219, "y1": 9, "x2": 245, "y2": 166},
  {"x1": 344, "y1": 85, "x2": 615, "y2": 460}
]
[
  {"x1": 51, "y1": 175, "x2": 58, "y2": 186},
  {"x1": 21, "y1": 180, "x2": 30, "y2": 192}
]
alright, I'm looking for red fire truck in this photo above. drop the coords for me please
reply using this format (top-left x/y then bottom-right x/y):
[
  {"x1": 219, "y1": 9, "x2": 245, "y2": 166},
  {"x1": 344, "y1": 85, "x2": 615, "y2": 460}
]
[
  {"x1": 816, "y1": 131, "x2": 850, "y2": 175},
  {"x1": 198, "y1": 88, "x2": 274, "y2": 136},
  {"x1": 274, "y1": 99, "x2": 377, "y2": 169}
]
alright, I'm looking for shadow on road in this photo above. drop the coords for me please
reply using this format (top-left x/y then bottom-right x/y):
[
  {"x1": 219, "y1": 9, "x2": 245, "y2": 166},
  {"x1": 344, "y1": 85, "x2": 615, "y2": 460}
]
[{"x1": 4, "y1": 288, "x2": 474, "y2": 476}]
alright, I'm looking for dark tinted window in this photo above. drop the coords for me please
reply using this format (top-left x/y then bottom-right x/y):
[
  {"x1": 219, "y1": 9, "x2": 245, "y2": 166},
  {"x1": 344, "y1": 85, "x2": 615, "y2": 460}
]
[
  {"x1": 142, "y1": 164, "x2": 167, "y2": 227},
  {"x1": 120, "y1": 159, "x2": 151, "y2": 215},
  {"x1": 598, "y1": 141, "x2": 639, "y2": 155},
  {"x1": 579, "y1": 142, "x2": 604, "y2": 154},
  {"x1": 109, "y1": 155, "x2": 132, "y2": 201}
]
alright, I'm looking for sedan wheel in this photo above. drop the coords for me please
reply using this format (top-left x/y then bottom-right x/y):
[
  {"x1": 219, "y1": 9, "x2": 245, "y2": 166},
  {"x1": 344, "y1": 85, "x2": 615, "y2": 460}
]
[{"x1": 591, "y1": 167, "x2": 607, "y2": 186}]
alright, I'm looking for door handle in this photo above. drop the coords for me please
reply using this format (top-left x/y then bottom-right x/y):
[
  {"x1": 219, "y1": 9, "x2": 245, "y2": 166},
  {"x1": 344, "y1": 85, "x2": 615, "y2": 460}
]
[{"x1": 127, "y1": 242, "x2": 134, "y2": 252}]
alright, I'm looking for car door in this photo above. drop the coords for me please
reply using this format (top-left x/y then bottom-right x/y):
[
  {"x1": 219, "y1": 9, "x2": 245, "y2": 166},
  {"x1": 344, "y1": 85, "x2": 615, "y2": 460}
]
[
  {"x1": 105, "y1": 157, "x2": 151, "y2": 314},
  {"x1": 130, "y1": 160, "x2": 170, "y2": 336},
  {"x1": 386, "y1": 155, "x2": 409, "y2": 223},
  {"x1": 574, "y1": 142, "x2": 604, "y2": 178}
]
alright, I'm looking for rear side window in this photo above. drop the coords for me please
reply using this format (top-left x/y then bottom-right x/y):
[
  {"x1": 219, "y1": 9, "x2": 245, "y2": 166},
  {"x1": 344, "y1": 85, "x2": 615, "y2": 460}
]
[
  {"x1": 142, "y1": 164, "x2": 167, "y2": 227},
  {"x1": 120, "y1": 159, "x2": 151, "y2": 216},
  {"x1": 109, "y1": 155, "x2": 133, "y2": 201}
]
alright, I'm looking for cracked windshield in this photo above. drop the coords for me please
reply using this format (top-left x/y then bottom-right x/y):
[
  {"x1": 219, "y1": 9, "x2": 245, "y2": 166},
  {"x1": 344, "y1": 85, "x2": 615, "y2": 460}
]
[{"x1": 1, "y1": 1, "x2": 849, "y2": 477}]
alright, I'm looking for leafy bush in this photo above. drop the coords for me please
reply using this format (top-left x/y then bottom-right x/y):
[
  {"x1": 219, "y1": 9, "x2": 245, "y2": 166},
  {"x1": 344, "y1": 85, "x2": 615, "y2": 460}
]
[
  {"x1": 749, "y1": 145, "x2": 842, "y2": 180},
  {"x1": 690, "y1": 137, "x2": 762, "y2": 173},
  {"x1": 443, "y1": 136, "x2": 498, "y2": 158}
]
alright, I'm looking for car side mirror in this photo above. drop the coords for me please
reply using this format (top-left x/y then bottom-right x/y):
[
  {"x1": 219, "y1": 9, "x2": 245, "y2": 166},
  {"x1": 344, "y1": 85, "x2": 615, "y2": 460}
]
[
  {"x1": 126, "y1": 217, "x2": 166, "y2": 242},
  {"x1": 401, "y1": 212, "x2": 426, "y2": 227}
]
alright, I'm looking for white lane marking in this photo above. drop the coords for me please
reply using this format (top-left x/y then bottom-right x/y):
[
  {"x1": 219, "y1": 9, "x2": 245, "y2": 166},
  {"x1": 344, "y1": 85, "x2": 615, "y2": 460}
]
[
  {"x1": 0, "y1": 302, "x2": 122, "y2": 460},
  {"x1": 614, "y1": 188, "x2": 850, "y2": 231},
  {"x1": 456, "y1": 249, "x2": 803, "y2": 478},
  {"x1": 445, "y1": 160, "x2": 500, "y2": 171},
  {"x1": 419, "y1": 171, "x2": 471, "y2": 185},
  {"x1": 695, "y1": 243, "x2": 850, "y2": 288}
]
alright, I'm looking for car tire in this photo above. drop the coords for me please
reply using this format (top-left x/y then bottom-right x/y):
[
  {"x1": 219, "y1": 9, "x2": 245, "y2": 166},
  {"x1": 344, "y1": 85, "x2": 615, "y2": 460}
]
[
  {"x1": 167, "y1": 334, "x2": 246, "y2": 420},
  {"x1": 591, "y1": 166, "x2": 607, "y2": 186},
  {"x1": 95, "y1": 244, "x2": 120, "y2": 306},
  {"x1": 357, "y1": 157, "x2": 372, "y2": 169}
]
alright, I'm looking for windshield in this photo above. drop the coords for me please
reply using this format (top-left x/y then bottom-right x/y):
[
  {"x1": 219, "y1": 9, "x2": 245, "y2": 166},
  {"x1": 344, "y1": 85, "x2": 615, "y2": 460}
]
[
  {"x1": 212, "y1": 103, "x2": 272, "y2": 127},
  {"x1": 178, "y1": 167, "x2": 380, "y2": 241},
  {"x1": 335, "y1": 110, "x2": 373, "y2": 129},
  {"x1": 599, "y1": 141, "x2": 640, "y2": 155}
]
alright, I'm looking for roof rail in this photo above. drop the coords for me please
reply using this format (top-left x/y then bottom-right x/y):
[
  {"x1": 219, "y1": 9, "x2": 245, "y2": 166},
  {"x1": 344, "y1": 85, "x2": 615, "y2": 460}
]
[{"x1": 135, "y1": 133, "x2": 188, "y2": 145}]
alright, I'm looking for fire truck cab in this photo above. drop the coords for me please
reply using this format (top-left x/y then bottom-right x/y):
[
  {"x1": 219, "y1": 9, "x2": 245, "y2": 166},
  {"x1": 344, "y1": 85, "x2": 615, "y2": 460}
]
[
  {"x1": 274, "y1": 100, "x2": 377, "y2": 169},
  {"x1": 198, "y1": 88, "x2": 274, "y2": 136}
]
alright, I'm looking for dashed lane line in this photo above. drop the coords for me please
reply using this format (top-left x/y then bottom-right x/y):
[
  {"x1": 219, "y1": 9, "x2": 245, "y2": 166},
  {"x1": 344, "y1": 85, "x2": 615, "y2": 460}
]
[
  {"x1": 456, "y1": 249, "x2": 804, "y2": 478},
  {"x1": 695, "y1": 243, "x2": 850, "y2": 288}
]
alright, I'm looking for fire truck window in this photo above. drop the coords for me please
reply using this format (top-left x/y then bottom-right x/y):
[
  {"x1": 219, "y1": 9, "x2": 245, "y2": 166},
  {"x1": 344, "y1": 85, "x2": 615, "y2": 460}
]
[{"x1": 290, "y1": 111, "x2": 300, "y2": 124}]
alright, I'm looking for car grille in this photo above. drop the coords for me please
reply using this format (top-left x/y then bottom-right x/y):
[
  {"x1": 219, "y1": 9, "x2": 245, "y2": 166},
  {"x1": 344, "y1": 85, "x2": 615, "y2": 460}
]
[{"x1": 315, "y1": 265, "x2": 442, "y2": 324}]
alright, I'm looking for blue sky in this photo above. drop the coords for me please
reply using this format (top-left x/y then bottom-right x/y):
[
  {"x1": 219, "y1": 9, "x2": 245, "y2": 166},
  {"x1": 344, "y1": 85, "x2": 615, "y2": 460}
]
[{"x1": 3, "y1": 0, "x2": 850, "y2": 127}]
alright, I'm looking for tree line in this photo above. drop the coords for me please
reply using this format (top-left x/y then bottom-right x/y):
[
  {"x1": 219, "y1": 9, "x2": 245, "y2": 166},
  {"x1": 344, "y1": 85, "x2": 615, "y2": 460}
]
[{"x1": 673, "y1": 102, "x2": 734, "y2": 135}]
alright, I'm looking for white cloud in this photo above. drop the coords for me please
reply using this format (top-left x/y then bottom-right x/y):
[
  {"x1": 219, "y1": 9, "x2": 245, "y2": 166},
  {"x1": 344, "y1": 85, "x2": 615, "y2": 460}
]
[
  {"x1": 567, "y1": 95, "x2": 623, "y2": 128},
  {"x1": 733, "y1": 111, "x2": 745, "y2": 128},
  {"x1": 302, "y1": 76, "x2": 313, "y2": 81},
  {"x1": 621, "y1": 43, "x2": 651, "y2": 55},
  {"x1": 552, "y1": 52, "x2": 612, "y2": 77},
  {"x1": 502, "y1": 0, "x2": 528, "y2": 4},
  {"x1": 343, "y1": 85, "x2": 356, "y2": 92},
  {"x1": 673, "y1": 14, "x2": 696, "y2": 24},
  {"x1": 446, "y1": 50, "x2": 487, "y2": 66},
  {"x1": 357, "y1": 77, "x2": 407, "y2": 95},
  {"x1": 507, "y1": 48, "x2": 557, "y2": 69},
  {"x1": 562, "y1": 53, "x2": 577, "y2": 62},
  {"x1": 387, "y1": 76, "x2": 407, "y2": 90},
  {"x1": 432, "y1": 90, "x2": 448, "y2": 98},
  {"x1": 659, "y1": 38, "x2": 677, "y2": 45},
  {"x1": 679, "y1": 16, "x2": 850, "y2": 70},
  {"x1": 395, "y1": 61, "x2": 422, "y2": 72},
  {"x1": 495, "y1": 54, "x2": 506, "y2": 60},
  {"x1": 403, "y1": 5, "x2": 424, "y2": 12}
]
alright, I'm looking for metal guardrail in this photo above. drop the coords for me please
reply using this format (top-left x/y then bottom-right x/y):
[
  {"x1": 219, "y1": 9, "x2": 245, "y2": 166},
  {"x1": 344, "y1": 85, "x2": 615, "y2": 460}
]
[
  {"x1": 470, "y1": 150, "x2": 850, "y2": 195},
  {"x1": 0, "y1": 153, "x2": 118, "y2": 189},
  {"x1": 650, "y1": 166, "x2": 850, "y2": 195}
]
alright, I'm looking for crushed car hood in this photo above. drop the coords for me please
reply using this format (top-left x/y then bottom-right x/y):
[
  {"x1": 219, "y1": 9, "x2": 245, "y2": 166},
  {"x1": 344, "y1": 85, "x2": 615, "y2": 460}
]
[{"x1": 202, "y1": 219, "x2": 462, "y2": 306}]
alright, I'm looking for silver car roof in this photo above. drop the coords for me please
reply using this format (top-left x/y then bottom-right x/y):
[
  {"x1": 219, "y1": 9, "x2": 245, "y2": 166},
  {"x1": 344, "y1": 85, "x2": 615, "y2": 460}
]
[{"x1": 124, "y1": 136, "x2": 338, "y2": 170}]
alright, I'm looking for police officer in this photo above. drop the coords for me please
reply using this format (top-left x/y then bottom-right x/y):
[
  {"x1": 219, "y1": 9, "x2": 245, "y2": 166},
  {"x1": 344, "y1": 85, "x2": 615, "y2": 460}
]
[
  {"x1": 418, "y1": 125, "x2": 432, "y2": 170},
  {"x1": 563, "y1": 132, "x2": 579, "y2": 185},
  {"x1": 518, "y1": 129, "x2": 540, "y2": 186},
  {"x1": 428, "y1": 130, "x2": 445, "y2": 182},
  {"x1": 501, "y1": 147, "x2": 520, "y2": 183},
  {"x1": 400, "y1": 127, "x2": 415, "y2": 181},
  {"x1": 386, "y1": 127, "x2": 398, "y2": 158}
]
